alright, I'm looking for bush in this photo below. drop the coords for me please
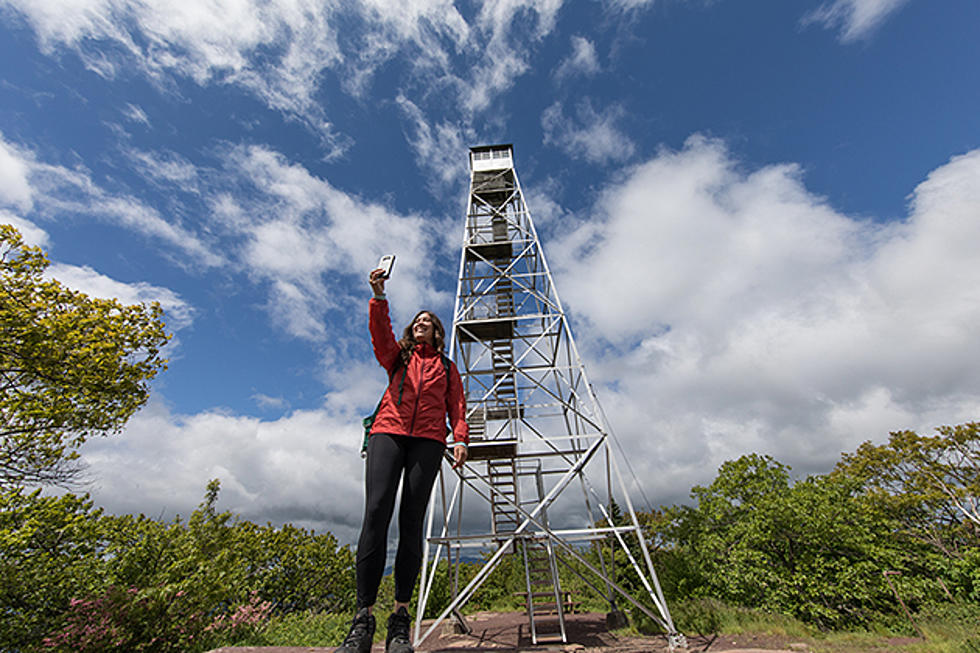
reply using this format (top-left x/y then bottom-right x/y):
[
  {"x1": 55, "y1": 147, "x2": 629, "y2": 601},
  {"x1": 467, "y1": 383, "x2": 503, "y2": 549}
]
[
  {"x1": 39, "y1": 586, "x2": 213, "y2": 653},
  {"x1": 0, "y1": 481, "x2": 355, "y2": 652},
  {"x1": 670, "y1": 598, "x2": 723, "y2": 637}
]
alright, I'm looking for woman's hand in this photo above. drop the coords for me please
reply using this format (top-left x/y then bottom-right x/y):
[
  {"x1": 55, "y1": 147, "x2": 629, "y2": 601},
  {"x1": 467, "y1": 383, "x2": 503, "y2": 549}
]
[
  {"x1": 369, "y1": 268, "x2": 386, "y2": 295},
  {"x1": 452, "y1": 444, "x2": 467, "y2": 469}
]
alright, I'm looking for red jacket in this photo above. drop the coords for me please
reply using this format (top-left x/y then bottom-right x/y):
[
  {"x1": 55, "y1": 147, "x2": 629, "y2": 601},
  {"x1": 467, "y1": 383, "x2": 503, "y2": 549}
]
[{"x1": 368, "y1": 298, "x2": 469, "y2": 446}]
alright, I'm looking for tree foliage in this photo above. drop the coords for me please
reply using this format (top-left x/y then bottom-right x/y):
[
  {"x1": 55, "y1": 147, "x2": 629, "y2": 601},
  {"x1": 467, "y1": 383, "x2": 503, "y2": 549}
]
[
  {"x1": 0, "y1": 225, "x2": 171, "y2": 488},
  {"x1": 645, "y1": 453, "x2": 948, "y2": 629},
  {"x1": 0, "y1": 480, "x2": 356, "y2": 652},
  {"x1": 837, "y1": 423, "x2": 980, "y2": 557}
]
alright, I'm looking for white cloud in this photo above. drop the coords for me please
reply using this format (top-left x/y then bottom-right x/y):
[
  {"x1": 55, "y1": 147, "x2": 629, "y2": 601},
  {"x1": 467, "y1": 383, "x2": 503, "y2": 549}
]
[
  {"x1": 126, "y1": 148, "x2": 199, "y2": 188},
  {"x1": 122, "y1": 103, "x2": 150, "y2": 126},
  {"x1": 80, "y1": 396, "x2": 370, "y2": 542},
  {"x1": 219, "y1": 144, "x2": 449, "y2": 340},
  {"x1": 0, "y1": 0, "x2": 564, "y2": 160},
  {"x1": 68, "y1": 137, "x2": 980, "y2": 543},
  {"x1": 1, "y1": 0, "x2": 346, "y2": 150},
  {"x1": 0, "y1": 134, "x2": 221, "y2": 267},
  {"x1": 0, "y1": 212, "x2": 49, "y2": 247},
  {"x1": 0, "y1": 134, "x2": 35, "y2": 212},
  {"x1": 551, "y1": 137, "x2": 980, "y2": 503},
  {"x1": 542, "y1": 99, "x2": 636, "y2": 164},
  {"x1": 252, "y1": 393, "x2": 289, "y2": 412},
  {"x1": 47, "y1": 262, "x2": 195, "y2": 331},
  {"x1": 555, "y1": 35, "x2": 599, "y2": 80},
  {"x1": 395, "y1": 95, "x2": 472, "y2": 191},
  {"x1": 803, "y1": 0, "x2": 912, "y2": 42}
]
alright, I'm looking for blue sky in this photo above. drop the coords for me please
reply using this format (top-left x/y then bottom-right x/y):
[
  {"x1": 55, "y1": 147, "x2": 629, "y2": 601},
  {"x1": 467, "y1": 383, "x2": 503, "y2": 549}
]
[{"x1": 1, "y1": 0, "x2": 979, "y2": 544}]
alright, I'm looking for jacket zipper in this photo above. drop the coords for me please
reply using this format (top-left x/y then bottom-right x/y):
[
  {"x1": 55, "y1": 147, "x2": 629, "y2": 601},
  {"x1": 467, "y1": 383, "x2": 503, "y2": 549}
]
[{"x1": 408, "y1": 353, "x2": 427, "y2": 435}]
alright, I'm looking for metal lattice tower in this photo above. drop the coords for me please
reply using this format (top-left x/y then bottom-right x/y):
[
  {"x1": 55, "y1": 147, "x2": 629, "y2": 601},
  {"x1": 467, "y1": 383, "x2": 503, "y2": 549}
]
[{"x1": 416, "y1": 145, "x2": 686, "y2": 649}]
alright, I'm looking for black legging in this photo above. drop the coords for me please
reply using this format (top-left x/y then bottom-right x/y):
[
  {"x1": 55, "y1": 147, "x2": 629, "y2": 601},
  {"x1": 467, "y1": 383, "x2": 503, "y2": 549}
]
[{"x1": 356, "y1": 433, "x2": 445, "y2": 608}]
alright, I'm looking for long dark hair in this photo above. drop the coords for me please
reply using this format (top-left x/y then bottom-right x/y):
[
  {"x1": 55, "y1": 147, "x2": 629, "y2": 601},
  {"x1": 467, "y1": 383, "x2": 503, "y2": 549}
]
[{"x1": 398, "y1": 310, "x2": 446, "y2": 362}]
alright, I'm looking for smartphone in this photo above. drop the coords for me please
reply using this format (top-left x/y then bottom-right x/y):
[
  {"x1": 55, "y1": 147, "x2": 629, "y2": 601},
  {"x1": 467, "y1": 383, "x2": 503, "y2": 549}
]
[{"x1": 377, "y1": 254, "x2": 396, "y2": 279}]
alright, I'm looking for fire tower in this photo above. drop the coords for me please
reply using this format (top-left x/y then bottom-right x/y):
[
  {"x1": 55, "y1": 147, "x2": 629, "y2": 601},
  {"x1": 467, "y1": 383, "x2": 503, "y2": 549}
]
[{"x1": 416, "y1": 145, "x2": 685, "y2": 649}]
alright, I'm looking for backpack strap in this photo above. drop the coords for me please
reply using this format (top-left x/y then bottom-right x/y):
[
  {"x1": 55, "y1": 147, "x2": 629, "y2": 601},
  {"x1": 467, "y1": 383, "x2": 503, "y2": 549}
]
[
  {"x1": 440, "y1": 352, "x2": 451, "y2": 381},
  {"x1": 361, "y1": 356, "x2": 408, "y2": 458},
  {"x1": 362, "y1": 351, "x2": 455, "y2": 458}
]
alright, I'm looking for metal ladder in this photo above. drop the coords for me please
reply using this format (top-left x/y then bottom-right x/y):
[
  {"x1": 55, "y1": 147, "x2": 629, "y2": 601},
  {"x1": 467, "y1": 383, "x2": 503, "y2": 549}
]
[
  {"x1": 487, "y1": 457, "x2": 519, "y2": 548},
  {"x1": 518, "y1": 462, "x2": 567, "y2": 644}
]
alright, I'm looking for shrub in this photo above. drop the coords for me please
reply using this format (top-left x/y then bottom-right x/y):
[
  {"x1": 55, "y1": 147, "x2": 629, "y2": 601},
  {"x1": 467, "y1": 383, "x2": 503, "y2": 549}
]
[{"x1": 40, "y1": 585, "x2": 215, "y2": 653}]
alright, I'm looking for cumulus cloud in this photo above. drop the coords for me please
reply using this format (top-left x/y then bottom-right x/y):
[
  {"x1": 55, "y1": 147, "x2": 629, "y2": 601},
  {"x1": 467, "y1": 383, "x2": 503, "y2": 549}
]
[
  {"x1": 551, "y1": 137, "x2": 980, "y2": 504},
  {"x1": 73, "y1": 138, "x2": 980, "y2": 544},
  {"x1": 542, "y1": 99, "x2": 636, "y2": 164},
  {"x1": 80, "y1": 397, "x2": 370, "y2": 542},
  {"x1": 803, "y1": 0, "x2": 912, "y2": 42}
]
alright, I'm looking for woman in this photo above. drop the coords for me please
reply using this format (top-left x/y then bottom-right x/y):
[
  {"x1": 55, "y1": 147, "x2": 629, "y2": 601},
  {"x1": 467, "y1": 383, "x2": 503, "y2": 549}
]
[{"x1": 337, "y1": 268, "x2": 469, "y2": 653}]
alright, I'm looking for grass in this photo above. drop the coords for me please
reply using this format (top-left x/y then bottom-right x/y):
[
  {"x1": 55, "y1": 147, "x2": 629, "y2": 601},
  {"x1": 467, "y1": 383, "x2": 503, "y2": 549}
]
[
  {"x1": 229, "y1": 610, "x2": 351, "y2": 647},
  {"x1": 657, "y1": 599, "x2": 980, "y2": 653}
]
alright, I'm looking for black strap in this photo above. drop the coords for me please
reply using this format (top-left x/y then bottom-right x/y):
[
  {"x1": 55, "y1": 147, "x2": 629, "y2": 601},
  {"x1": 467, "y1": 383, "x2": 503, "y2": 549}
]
[
  {"x1": 385, "y1": 351, "x2": 449, "y2": 402},
  {"x1": 394, "y1": 362, "x2": 408, "y2": 405}
]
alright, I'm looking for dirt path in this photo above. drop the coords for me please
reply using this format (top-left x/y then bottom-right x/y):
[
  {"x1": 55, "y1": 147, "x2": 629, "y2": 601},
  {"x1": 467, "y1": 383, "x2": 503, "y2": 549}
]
[{"x1": 208, "y1": 610, "x2": 815, "y2": 652}]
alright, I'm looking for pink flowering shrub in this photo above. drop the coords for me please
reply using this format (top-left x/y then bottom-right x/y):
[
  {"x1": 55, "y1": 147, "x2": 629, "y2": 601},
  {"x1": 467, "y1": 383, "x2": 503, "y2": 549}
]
[
  {"x1": 206, "y1": 592, "x2": 275, "y2": 642},
  {"x1": 41, "y1": 586, "x2": 277, "y2": 653},
  {"x1": 40, "y1": 585, "x2": 214, "y2": 653}
]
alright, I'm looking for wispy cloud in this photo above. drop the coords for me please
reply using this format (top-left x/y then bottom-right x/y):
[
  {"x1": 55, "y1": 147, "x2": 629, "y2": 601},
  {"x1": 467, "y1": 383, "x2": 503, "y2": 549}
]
[
  {"x1": 122, "y1": 103, "x2": 150, "y2": 126},
  {"x1": 47, "y1": 262, "x2": 195, "y2": 331},
  {"x1": 126, "y1": 148, "x2": 199, "y2": 189},
  {"x1": 542, "y1": 99, "x2": 636, "y2": 164},
  {"x1": 396, "y1": 95, "x2": 472, "y2": 192},
  {"x1": 555, "y1": 35, "x2": 600, "y2": 80},
  {"x1": 215, "y1": 144, "x2": 447, "y2": 340},
  {"x1": 0, "y1": 133, "x2": 220, "y2": 267},
  {"x1": 0, "y1": 0, "x2": 347, "y2": 152},
  {"x1": 252, "y1": 393, "x2": 289, "y2": 412},
  {"x1": 0, "y1": 0, "x2": 567, "y2": 162},
  {"x1": 803, "y1": 0, "x2": 912, "y2": 42}
]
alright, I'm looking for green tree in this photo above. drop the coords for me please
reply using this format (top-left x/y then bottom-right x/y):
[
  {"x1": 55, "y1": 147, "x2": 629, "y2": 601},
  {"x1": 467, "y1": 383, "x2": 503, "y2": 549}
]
[
  {"x1": 0, "y1": 487, "x2": 107, "y2": 650},
  {"x1": 838, "y1": 424, "x2": 980, "y2": 555},
  {"x1": 837, "y1": 423, "x2": 980, "y2": 600},
  {"x1": 0, "y1": 224, "x2": 170, "y2": 488},
  {"x1": 650, "y1": 454, "x2": 942, "y2": 629}
]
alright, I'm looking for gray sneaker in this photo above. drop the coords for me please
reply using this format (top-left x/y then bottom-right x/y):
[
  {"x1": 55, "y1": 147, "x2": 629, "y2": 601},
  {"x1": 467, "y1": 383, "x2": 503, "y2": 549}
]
[
  {"x1": 385, "y1": 606, "x2": 413, "y2": 653},
  {"x1": 336, "y1": 607, "x2": 375, "y2": 653}
]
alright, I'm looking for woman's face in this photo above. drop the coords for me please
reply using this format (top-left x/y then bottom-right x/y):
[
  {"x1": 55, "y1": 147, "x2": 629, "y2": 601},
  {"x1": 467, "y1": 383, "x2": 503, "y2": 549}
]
[{"x1": 412, "y1": 313, "x2": 435, "y2": 345}]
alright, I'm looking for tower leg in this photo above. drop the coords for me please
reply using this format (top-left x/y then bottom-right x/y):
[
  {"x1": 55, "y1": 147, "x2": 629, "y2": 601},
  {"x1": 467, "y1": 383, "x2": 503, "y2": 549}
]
[{"x1": 606, "y1": 607, "x2": 628, "y2": 630}]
